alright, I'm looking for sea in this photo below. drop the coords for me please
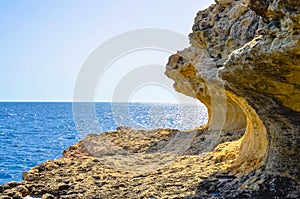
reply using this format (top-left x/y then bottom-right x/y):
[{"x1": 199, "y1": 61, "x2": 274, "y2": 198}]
[{"x1": 0, "y1": 102, "x2": 208, "y2": 185}]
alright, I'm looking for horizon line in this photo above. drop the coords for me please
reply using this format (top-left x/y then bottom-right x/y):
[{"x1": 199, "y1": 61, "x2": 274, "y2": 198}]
[{"x1": 0, "y1": 100, "x2": 202, "y2": 104}]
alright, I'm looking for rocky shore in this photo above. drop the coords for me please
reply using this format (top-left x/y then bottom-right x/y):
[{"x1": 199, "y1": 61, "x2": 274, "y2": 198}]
[
  {"x1": 0, "y1": 126, "x2": 244, "y2": 198},
  {"x1": 1, "y1": 0, "x2": 299, "y2": 198}
]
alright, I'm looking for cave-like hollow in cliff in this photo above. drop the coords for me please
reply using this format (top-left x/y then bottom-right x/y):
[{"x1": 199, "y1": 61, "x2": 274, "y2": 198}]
[
  {"x1": 166, "y1": 0, "x2": 300, "y2": 188},
  {"x1": 166, "y1": 52, "x2": 268, "y2": 176}
]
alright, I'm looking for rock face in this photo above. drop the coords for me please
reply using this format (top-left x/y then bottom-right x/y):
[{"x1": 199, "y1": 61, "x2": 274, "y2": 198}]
[
  {"x1": 1, "y1": 0, "x2": 299, "y2": 198},
  {"x1": 166, "y1": 0, "x2": 300, "y2": 197}
]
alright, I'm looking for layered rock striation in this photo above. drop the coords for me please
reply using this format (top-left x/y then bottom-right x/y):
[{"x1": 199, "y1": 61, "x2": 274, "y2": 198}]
[{"x1": 166, "y1": 0, "x2": 300, "y2": 197}]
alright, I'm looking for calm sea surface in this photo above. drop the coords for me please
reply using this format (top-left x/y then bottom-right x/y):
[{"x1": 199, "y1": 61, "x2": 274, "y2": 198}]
[{"x1": 0, "y1": 102, "x2": 208, "y2": 185}]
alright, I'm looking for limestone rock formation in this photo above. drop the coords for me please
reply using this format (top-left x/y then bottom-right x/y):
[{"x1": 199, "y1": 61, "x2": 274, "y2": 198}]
[
  {"x1": 166, "y1": 0, "x2": 300, "y2": 197},
  {"x1": 1, "y1": 0, "x2": 299, "y2": 198}
]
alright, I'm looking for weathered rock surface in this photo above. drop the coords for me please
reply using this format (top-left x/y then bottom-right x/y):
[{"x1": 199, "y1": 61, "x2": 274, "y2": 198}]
[
  {"x1": 166, "y1": 0, "x2": 300, "y2": 197},
  {"x1": 0, "y1": 127, "x2": 244, "y2": 198},
  {"x1": 1, "y1": 0, "x2": 299, "y2": 198}
]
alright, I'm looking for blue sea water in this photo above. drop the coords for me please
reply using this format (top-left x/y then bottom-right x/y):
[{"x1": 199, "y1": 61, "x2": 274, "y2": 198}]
[{"x1": 0, "y1": 102, "x2": 208, "y2": 185}]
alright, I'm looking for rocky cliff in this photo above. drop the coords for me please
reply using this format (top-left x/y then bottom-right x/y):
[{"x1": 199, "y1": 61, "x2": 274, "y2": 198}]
[
  {"x1": 166, "y1": 0, "x2": 300, "y2": 197},
  {"x1": 0, "y1": 0, "x2": 299, "y2": 198}
]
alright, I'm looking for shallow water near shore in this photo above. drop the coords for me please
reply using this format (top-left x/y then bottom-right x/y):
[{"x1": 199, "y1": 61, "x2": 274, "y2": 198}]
[{"x1": 0, "y1": 102, "x2": 208, "y2": 185}]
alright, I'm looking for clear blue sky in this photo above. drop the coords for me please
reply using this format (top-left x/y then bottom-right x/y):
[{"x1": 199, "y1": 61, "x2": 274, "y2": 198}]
[{"x1": 0, "y1": 0, "x2": 214, "y2": 102}]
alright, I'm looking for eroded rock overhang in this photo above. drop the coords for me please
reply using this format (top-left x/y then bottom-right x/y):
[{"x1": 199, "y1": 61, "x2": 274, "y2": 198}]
[{"x1": 165, "y1": 0, "x2": 300, "y2": 182}]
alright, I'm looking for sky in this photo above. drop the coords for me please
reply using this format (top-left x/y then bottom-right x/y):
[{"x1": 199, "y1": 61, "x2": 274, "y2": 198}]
[{"x1": 0, "y1": 0, "x2": 215, "y2": 102}]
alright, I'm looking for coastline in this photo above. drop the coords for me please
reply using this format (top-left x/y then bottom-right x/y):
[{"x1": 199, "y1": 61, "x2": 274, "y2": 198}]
[
  {"x1": 1, "y1": 0, "x2": 300, "y2": 198},
  {"x1": 0, "y1": 126, "x2": 244, "y2": 198}
]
